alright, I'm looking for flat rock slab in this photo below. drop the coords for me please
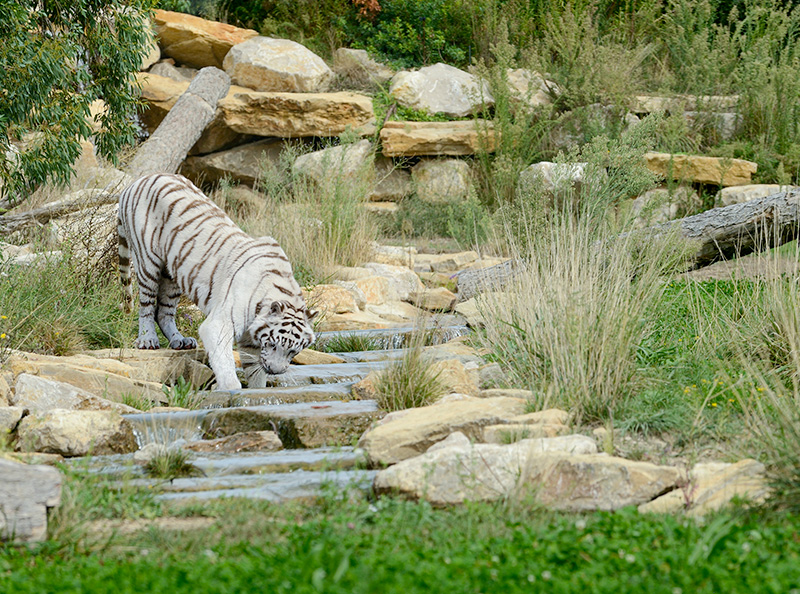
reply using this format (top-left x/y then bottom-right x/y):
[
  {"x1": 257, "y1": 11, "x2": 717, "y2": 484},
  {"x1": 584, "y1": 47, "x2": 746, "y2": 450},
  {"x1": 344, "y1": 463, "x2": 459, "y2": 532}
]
[
  {"x1": 0, "y1": 459, "x2": 62, "y2": 543},
  {"x1": 198, "y1": 382, "x2": 355, "y2": 407},
  {"x1": 220, "y1": 90, "x2": 376, "y2": 138},
  {"x1": 358, "y1": 396, "x2": 529, "y2": 466},
  {"x1": 380, "y1": 121, "x2": 495, "y2": 157},
  {"x1": 201, "y1": 400, "x2": 383, "y2": 448},
  {"x1": 247, "y1": 361, "x2": 390, "y2": 388},
  {"x1": 151, "y1": 469, "x2": 376, "y2": 503},
  {"x1": 644, "y1": 152, "x2": 757, "y2": 187}
]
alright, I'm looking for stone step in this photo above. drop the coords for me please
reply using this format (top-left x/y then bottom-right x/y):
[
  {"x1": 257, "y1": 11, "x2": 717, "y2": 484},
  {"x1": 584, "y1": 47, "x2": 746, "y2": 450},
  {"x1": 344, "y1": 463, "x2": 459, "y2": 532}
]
[
  {"x1": 80, "y1": 446, "x2": 365, "y2": 479},
  {"x1": 197, "y1": 382, "x2": 356, "y2": 407},
  {"x1": 126, "y1": 400, "x2": 383, "y2": 449},
  {"x1": 243, "y1": 361, "x2": 390, "y2": 388},
  {"x1": 152, "y1": 469, "x2": 376, "y2": 503}
]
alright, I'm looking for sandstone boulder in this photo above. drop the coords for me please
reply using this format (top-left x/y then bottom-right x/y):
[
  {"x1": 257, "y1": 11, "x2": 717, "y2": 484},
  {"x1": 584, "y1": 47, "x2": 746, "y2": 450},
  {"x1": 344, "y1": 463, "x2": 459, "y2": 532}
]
[
  {"x1": 358, "y1": 396, "x2": 528, "y2": 466},
  {"x1": 409, "y1": 287, "x2": 457, "y2": 312},
  {"x1": 153, "y1": 9, "x2": 258, "y2": 69},
  {"x1": 638, "y1": 458, "x2": 769, "y2": 516},
  {"x1": 224, "y1": 36, "x2": 333, "y2": 92},
  {"x1": 521, "y1": 453, "x2": 683, "y2": 511},
  {"x1": 304, "y1": 284, "x2": 360, "y2": 315},
  {"x1": 362, "y1": 263, "x2": 426, "y2": 302},
  {"x1": 380, "y1": 121, "x2": 496, "y2": 157},
  {"x1": 644, "y1": 152, "x2": 757, "y2": 187},
  {"x1": 506, "y1": 68, "x2": 559, "y2": 110},
  {"x1": 412, "y1": 159, "x2": 472, "y2": 204},
  {"x1": 389, "y1": 63, "x2": 494, "y2": 117},
  {"x1": 16, "y1": 410, "x2": 138, "y2": 457},
  {"x1": 374, "y1": 432, "x2": 597, "y2": 505},
  {"x1": 220, "y1": 90, "x2": 376, "y2": 137}
]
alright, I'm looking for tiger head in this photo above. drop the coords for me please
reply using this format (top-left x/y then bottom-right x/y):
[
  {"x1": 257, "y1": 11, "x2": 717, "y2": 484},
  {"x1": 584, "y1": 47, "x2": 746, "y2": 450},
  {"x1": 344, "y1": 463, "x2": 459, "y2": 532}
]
[{"x1": 249, "y1": 300, "x2": 317, "y2": 374}]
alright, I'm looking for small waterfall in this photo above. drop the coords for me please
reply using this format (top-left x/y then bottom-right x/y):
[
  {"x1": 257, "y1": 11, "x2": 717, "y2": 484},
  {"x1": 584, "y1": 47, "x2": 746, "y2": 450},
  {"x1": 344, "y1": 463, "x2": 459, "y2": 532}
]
[{"x1": 125, "y1": 410, "x2": 209, "y2": 447}]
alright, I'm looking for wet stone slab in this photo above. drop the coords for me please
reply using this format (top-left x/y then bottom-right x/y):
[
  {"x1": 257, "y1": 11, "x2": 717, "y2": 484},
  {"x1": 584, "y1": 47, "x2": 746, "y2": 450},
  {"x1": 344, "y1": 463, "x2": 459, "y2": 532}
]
[
  {"x1": 197, "y1": 382, "x2": 356, "y2": 408},
  {"x1": 201, "y1": 400, "x2": 383, "y2": 448},
  {"x1": 77, "y1": 447, "x2": 366, "y2": 479},
  {"x1": 245, "y1": 361, "x2": 390, "y2": 388},
  {"x1": 151, "y1": 469, "x2": 376, "y2": 503}
]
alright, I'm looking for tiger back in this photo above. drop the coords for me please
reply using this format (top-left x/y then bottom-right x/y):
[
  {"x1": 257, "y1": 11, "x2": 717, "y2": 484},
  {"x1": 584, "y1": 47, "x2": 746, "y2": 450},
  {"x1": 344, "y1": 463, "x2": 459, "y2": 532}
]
[{"x1": 118, "y1": 173, "x2": 316, "y2": 390}]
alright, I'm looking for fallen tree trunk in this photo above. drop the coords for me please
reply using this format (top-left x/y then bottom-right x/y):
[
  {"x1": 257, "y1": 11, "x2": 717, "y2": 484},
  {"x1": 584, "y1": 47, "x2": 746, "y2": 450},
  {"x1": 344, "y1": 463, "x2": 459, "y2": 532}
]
[
  {"x1": 126, "y1": 66, "x2": 231, "y2": 179},
  {"x1": 660, "y1": 187, "x2": 800, "y2": 269},
  {"x1": 0, "y1": 67, "x2": 231, "y2": 235},
  {"x1": 456, "y1": 188, "x2": 800, "y2": 300}
]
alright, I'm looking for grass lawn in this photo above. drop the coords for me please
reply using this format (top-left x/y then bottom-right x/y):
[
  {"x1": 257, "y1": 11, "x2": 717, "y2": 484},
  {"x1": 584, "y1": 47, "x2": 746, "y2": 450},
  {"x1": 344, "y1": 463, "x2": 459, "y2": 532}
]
[{"x1": 2, "y1": 475, "x2": 800, "y2": 593}]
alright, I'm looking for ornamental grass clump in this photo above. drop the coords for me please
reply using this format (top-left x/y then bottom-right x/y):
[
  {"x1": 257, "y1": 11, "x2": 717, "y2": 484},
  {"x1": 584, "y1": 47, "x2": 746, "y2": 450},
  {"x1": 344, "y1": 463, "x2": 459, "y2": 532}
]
[{"x1": 374, "y1": 336, "x2": 445, "y2": 412}]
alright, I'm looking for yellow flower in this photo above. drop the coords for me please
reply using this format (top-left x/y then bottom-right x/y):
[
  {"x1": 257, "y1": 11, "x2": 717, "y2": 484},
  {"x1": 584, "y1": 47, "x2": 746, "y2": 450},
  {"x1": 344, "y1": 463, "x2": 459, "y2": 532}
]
[
  {"x1": 0, "y1": 333, "x2": 6, "y2": 339},
  {"x1": 0, "y1": 315, "x2": 6, "y2": 319},
  {"x1": 710, "y1": 402, "x2": 718, "y2": 407}
]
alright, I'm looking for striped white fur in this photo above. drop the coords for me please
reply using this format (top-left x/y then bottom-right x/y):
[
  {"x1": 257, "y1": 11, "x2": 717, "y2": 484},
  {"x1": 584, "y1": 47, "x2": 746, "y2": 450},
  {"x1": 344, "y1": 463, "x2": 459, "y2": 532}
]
[{"x1": 118, "y1": 173, "x2": 316, "y2": 390}]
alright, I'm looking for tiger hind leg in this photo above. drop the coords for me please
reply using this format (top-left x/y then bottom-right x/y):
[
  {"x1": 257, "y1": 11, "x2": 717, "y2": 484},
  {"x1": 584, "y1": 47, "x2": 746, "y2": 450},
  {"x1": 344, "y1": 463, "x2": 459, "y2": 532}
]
[
  {"x1": 135, "y1": 269, "x2": 161, "y2": 349},
  {"x1": 156, "y1": 273, "x2": 197, "y2": 350}
]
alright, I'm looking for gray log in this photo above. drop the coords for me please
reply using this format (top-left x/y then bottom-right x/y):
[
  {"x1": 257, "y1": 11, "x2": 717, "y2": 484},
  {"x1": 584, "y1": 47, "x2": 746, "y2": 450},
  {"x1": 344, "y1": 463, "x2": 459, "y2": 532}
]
[
  {"x1": 126, "y1": 66, "x2": 231, "y2": 179},
  {"x1": 456, "y1": 188, "x2": 800, "y2": 300},
  {"x1": 659, "y1": 187, "x2": 800, "y2": 268},
  {"x1": 0, "y1": 458, "x2": 62, "y2": 543}
]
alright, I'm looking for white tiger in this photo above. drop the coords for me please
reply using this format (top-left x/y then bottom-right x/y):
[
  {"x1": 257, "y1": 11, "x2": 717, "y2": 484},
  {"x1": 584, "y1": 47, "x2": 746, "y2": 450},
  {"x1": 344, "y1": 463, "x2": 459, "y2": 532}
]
[{"x1": 117, "y1": 173, "x2": 316, "y2": 390}]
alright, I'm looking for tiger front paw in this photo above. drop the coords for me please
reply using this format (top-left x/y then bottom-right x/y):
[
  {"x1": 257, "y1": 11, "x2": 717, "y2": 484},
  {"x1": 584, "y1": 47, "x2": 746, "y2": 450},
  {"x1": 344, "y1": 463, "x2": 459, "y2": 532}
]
[
  {"x1": 170, "y1": 337, "x2": 198, "y2": 350},
  {"x1": 136, "y1": 336, "x2": 161, "y2": 349}
]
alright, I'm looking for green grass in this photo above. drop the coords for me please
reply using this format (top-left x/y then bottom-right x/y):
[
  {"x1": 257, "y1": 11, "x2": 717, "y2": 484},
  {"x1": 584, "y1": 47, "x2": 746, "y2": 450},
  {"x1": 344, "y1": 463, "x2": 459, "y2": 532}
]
[
  {"x1": 4, "y1": 484, "x2": 800, "y2": 593},
  {"x1": 374, "y1": 344, "x2": 445, "y2": 411},
  {"x1": 143, "y1": 448, "x2": 203, "y2": 480},
  {"x1": 317, "y1": 333, "x2": 383, "y2": 353}
]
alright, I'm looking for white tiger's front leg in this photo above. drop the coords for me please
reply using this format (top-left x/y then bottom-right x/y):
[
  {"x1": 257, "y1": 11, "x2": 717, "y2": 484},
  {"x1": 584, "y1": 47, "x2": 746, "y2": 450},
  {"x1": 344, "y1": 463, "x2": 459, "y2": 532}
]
[{"x1": 199, "y1": 316, "x2": 241, "y2": 390}]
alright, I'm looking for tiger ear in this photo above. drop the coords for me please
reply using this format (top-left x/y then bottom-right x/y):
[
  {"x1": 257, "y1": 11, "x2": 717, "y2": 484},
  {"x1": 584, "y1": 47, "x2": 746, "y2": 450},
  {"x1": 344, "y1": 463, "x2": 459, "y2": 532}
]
[
  {"x1": 269, "y1": 301, "x2": 286, "y2": 316},
  {"x1": 306, "y1": 308, "x2": 319, "y2": 322}
]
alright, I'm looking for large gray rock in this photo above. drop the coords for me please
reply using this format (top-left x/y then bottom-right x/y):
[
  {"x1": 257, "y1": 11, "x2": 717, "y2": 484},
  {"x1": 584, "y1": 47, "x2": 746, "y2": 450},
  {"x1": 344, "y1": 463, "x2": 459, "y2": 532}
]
[
  {"x1": 631, "y1": 186, "x2": 700, "y2": 226},
  {"x1": 358, "y1": 396, "x2": 528, "y2": 466},
  {"x1": 374, "y1": 432, "x2": 597, "y2": 505},
  {"x1": 389, "y1": 63, "x2": 494, "y2": 117},
  {"x1": 182, "y1": 138, "x2": 286, "y2": 186},
  {"x1": 517, "y1": 161, "x2": 588, "y2": 197},
  {"x1": 223, "y1": 36, "x2": 333, "y2": 92},
  {"x1": 16, "y1": 409, "x2": 138, "y2": 457},
  {"x1": 11, "y1": 374, "x2": 138, "y2": 414},
  {"x1": 292, "y1": 140, "x2": 374, "y2": 190},
  {"x1": 716, "y1": 184, "x2": 792, "y2": 207},
  {"x1": 412, "y1": 159, "x2": 472, "y2": 203},
  {"x1": 369, "y1": 156, "x2": 412, "y2": 202},
  {"x1": 0, "y1": 459, "x2": 62, "y2": 543},
  {"x1": 362, "y1": 262, "x2": 426, "y2": 302}
]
